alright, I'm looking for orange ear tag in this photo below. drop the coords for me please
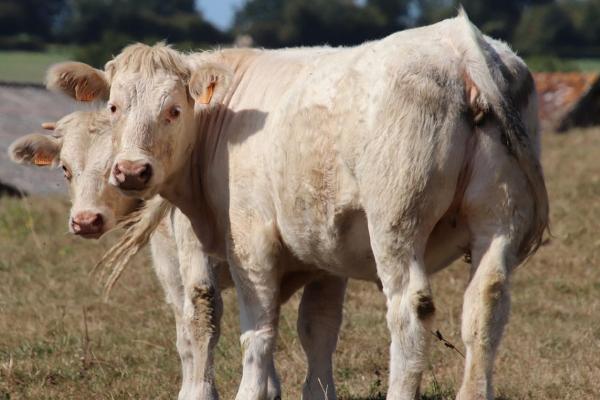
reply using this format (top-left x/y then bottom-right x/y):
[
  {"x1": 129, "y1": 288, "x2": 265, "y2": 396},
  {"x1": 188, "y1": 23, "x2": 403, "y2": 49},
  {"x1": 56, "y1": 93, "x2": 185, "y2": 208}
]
[
  {"x1": 33, "y1": 152, "x2": 53, "y2": 166},
  {"x1": 41, "y1": 122, "x2": 56, "y2": 130},
  {"x1": 198, "y1": 82, "x2": 215, "y2": 105},
  {"x1": 76, "y1": 91, "x2": 96, "y2": 102},
  {"x1": 75, "y1": 81, "x2": 95, "y2": 102}
]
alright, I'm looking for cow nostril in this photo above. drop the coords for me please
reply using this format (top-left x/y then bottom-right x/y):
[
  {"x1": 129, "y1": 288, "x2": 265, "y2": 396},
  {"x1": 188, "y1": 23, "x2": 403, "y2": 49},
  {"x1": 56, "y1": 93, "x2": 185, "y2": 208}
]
[
  {"x1": 138, "y1": 163, "x2": 152, "y2": 183},
  {"x1": 71, "y1": 219, "x2": 81, "y2": 232},
  {"x1": 113, "y1": 160, "x2": 152, "y2": 190},
  {"x1": 91, "y1": 214, "x2": 103, "y2": 227},
  {"x1": 71, "y1": 212, "x2": 104, "y2": 235},
  {"x1": 113, "y1": 163, "x2": 125, "y2": 183}
]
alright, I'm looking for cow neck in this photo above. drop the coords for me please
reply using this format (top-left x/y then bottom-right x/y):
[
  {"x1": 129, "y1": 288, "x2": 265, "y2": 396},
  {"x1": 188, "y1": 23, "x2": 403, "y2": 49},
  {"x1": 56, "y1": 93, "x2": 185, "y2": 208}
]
[{"x1": 159, "y1": 133, "x2": 220, "y2": 256}]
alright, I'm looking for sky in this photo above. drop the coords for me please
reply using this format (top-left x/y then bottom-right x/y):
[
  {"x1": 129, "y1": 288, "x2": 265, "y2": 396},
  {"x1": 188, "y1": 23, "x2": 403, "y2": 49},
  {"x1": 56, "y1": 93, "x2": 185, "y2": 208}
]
[{"x1": 196, "y1": 0, "x2": 246, "y2": 30}]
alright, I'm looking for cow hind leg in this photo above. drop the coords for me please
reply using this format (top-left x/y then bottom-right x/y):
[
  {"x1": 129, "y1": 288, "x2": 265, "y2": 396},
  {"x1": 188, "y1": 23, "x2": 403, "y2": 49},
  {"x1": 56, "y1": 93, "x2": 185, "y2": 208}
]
[
  {"x1": 366, "y1": 215, "x2": 439, "y2": 400},
  {"x1": 456, "y1": 116, "x2": 537, "y2": 400},
  {"x1": 457, "y1": 234, "x2": 515, "y2": 400},
  {"x1": 297, "y1": 275, "x2": 347, "y2": 400}
]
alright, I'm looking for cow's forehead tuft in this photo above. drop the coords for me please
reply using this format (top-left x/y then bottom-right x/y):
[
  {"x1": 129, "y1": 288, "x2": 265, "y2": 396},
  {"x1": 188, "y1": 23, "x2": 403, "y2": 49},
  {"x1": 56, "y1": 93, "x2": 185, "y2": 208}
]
[{"x1": 106, "y1": 42, "x2": 189, "y2": 83}]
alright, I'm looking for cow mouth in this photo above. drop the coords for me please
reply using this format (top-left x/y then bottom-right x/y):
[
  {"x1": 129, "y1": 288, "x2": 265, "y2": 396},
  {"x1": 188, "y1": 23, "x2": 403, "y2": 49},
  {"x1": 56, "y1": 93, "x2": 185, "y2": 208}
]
[
  {"x1": 116, "y1": 187, "x2": 151, "y2": 198},
  {"x1": 77, "y1": 231, "x2": 103, "y2": 240},
  {"x1": 112, "y1": 182, "x2": 158, "y2": 200}
]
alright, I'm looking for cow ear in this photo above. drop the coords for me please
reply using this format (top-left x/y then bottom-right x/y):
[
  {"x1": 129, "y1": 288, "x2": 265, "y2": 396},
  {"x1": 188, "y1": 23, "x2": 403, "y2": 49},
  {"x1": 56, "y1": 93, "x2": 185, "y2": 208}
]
[
  {"x1": 188, "y1": 63, "x2": 232, "y2": 111},
  {"x1": 46, "y1": 62, "x2": 110, "y2": 102},
  {"x1": 8, "y1": 133, "x2": 62, "y2": 167}
]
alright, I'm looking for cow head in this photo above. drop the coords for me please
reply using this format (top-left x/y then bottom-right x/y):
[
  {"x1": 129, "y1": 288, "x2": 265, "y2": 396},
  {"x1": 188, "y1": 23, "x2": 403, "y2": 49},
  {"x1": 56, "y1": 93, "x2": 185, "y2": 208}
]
[
  {"x1": 46, "y1": 43, "x2": 232, "y2": 199},
  {"x1": 8, "y1": 111, "x2": 140, "y2": 238}
]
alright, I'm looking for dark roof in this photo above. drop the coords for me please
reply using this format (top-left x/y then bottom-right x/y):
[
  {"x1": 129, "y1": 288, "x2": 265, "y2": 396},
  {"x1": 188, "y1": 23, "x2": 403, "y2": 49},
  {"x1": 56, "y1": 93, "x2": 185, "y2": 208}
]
[{"x1": 533, "y1": 72, "x2": 600, "y2": 132}]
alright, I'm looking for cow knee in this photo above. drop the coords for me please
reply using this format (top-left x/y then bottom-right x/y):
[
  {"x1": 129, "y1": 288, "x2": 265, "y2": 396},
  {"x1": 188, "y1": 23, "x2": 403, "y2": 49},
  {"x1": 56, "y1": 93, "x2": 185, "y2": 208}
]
[
  {"x1": 462, "y1": 270, "x2": 510, "y2": 347},
  {"x1": 482, "y1": 272, "x2": 507, "y2": 304},
  {"x1": 414, "y1": 290, "x2": 435, "y2": 321},
  {"x1": 386, "y1": 287, "x2": 434, "y2": 332}
]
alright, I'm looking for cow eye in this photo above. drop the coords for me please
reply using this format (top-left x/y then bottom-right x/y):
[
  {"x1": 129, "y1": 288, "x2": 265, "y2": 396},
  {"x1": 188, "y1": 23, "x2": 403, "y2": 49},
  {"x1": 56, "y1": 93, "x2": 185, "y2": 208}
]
[
  {"x1": 108, "y1": 103, "x2": 118, "y2": 114},
  {"x1": 61, "y1": 165, "x2": 72, "y2": 181},
  {"x1": 167, "y1": 105, "x2": 181, "y2": 122}
]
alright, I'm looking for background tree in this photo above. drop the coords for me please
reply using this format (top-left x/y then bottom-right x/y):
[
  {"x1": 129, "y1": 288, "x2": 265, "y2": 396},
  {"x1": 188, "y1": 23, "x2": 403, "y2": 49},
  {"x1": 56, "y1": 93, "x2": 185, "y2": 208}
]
[
  {"x1": 514, "y1": 2, "x2": 580, "y2": 57},
  {"x1": 234, "y1": 0, "x2": 395, "y2": 47},
  {"x1": 3, "y1": 0, "x2": 600, "y2": 69},
  {"x1": 0, "y1": 0, "x2": 66, "y2": 49},
  {"x1": 57, "y1": 0, "x2": 230, "y2": 66}
]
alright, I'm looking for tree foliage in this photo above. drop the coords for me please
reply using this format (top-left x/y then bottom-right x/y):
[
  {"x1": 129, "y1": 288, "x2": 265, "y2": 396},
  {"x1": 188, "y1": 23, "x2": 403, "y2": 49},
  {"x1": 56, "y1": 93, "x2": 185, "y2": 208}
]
[
  {"x1": 0, "y1": 0, "x2": 66, "y2": 49},
  {"x1": 0, "y1": 0, "x2": 230, "y2": 60},
  {"x1": 233, "y1": 0, "x2": 600, "y2": 58},
  {"x1": 2, "y1": 0, "x2": 600, "y2": 61}
]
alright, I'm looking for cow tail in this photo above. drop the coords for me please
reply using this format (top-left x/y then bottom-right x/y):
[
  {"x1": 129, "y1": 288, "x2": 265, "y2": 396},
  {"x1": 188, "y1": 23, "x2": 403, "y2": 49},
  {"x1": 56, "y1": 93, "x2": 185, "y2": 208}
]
[{"x1": 458, "y1": 8, "x2": 549, "y2": 261}]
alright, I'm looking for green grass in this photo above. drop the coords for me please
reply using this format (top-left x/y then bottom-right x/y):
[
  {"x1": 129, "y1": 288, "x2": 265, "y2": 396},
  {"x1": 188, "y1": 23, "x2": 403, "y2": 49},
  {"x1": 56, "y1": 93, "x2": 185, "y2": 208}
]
[
  {"x1": 524, "y1": 56, "x2": 600, "y2": 72},
  {"x1": 0, "y1": 50, "x2": 72, "y2": 83},
  {"x1": 0, "y1": 128, "x2": 599, "y2": 398},
  {"x1": 570, "y1": 58, "x2": 600, "y2": 72}
]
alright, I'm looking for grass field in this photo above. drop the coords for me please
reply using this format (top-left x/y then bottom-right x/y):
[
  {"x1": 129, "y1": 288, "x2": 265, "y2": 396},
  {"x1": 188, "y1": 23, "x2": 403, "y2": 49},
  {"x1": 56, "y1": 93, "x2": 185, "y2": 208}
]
[
  {"x1": 0, "y1": 51, "x2": 71, "y2": 83},
  {"x1": 0, "y1": 128, "x2": 599, "y2": 399}
]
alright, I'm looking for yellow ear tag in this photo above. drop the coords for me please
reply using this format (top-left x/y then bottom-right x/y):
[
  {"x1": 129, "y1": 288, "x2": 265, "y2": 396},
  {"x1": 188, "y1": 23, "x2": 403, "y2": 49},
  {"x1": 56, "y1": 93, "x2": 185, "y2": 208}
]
[
  {"x1": 33, "y1": 152, "x2": 53, "y2": 166},
  {"x1": 198, "y1": 82, "x2": 215, "y2": 105}
]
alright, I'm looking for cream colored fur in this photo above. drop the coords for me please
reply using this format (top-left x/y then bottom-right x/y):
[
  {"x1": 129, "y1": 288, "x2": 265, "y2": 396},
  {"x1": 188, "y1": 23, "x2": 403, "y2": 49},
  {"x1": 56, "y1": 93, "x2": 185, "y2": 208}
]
[
  {"x1": 8, "y1": 111, "x2": 136, "y2": 234},
  {"x1": 45, "y1": 12, "x2": 548, "y2": 400},
  {"x1": 10, "y1": 110, "x2": 348, "y2": 400}
]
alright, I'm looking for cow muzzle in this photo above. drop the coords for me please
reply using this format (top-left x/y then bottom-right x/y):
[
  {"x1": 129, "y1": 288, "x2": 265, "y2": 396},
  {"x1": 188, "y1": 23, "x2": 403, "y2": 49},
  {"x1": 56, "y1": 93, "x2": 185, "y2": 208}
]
[
  {"x1": 71, "y1": 211, "x2": 104, "y2": 238},
  {"x1": 112, "y1": 160, "x2": 153, "y2": 192}
]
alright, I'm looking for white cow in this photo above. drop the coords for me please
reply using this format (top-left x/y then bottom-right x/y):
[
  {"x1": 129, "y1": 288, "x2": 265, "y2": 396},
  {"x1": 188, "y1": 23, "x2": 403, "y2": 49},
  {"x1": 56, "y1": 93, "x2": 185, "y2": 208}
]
[
  {"x1": 9, "y1": 111, "x2": 347, "y2": 399},
  {"x1": 45, "y1": 11, "x2": 548, "y2": 400}
]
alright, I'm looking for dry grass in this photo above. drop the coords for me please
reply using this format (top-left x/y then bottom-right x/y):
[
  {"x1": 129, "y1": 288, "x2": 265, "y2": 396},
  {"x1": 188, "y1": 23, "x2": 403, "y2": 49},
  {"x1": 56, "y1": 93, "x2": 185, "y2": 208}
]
[{"x1": 1, "y1": 128, "x2": 599, "y2": 399}]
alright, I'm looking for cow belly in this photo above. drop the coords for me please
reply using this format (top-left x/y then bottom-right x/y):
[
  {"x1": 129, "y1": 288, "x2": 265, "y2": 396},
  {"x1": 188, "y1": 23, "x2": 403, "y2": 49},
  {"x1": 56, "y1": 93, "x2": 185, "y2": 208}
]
[
  {"x1": 279, "y1": 207, "x2": 378, "y2": 282},
  {"x1": 279, "y1": 211, "x2": 469, "y2": 282}
]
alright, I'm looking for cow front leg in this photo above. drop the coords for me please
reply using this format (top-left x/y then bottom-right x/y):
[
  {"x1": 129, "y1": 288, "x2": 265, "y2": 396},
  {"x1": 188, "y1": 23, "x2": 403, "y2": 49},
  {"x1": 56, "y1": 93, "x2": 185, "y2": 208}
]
[
  {"x1": 149, "y1": 233, "x2": 195, "y2": 399},
  {"x1": 182, "y1": 280, "x2": 222, "y2": 399},
  {"x1": 266, "y1": 354, "x2": 282, "y2": 400},
  {"x1": 457, "y1": 235, "x2": 515, "y2": 400},
  {"x1": 297, "y1": 275, "x2": 347, "y2": 400},
  {"x1": 234, "y1": 274, "x2": 280, "y2": 400},
  {"x1": 174, "y1": 214, "x2": 222, "y2": 400},
  {"x1": 174, "y1": 315, "x2": 195, "y2": 399},
  {"x1": 228, "y1": 224, "x2": 282, "y2": 400}
]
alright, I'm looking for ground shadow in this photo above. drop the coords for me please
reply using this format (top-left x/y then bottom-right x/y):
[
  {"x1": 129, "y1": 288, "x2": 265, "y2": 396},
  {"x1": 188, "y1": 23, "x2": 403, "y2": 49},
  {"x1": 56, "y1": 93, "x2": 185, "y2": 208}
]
[{"x1": 0, "y1": 181, "x2": 24, "y2": 197}]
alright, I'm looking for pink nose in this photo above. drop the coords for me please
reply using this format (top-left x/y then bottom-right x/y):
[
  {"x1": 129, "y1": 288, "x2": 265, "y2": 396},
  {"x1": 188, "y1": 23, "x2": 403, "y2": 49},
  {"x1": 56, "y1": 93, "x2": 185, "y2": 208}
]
[
  {"x1": 113, "y1": 160, "x2": 152, "y2": 191},
  {"x1": 71, "y1": 211, "x2": 104, "y2": 237}
]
